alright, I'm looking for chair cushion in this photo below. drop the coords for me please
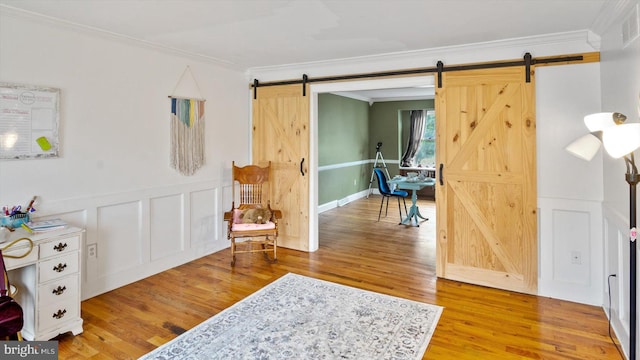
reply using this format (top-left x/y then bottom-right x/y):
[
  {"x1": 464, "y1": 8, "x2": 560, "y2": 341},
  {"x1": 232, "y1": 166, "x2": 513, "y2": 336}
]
[
  {"x1": 392, "y1": 190, "x2": 409, "y2": 197},
  {"x1": 231, "y1": 221, "x2": 276, "y2": 231},
  {"x1": 232, "y1": 209, "x2": 243, "y2": 224}
]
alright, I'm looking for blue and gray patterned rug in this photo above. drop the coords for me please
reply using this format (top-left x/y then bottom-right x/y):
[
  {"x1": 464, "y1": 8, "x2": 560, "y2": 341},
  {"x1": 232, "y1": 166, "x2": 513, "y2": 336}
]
[{"x1": 139, "y1": 273, "x2": 443, "y2": 360}]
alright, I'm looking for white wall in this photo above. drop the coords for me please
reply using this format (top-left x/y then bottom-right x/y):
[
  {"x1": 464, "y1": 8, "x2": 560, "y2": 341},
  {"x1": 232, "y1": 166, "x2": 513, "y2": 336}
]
[
  {"x1": 0, "y1": 8, "x2": 250, "y2": 298},
  {"x1": 537, "y1": 62, "x2": 604, "y2": 305},
  {"x1": 598, "y1": 0, "x2": 640, "y2": 357}
]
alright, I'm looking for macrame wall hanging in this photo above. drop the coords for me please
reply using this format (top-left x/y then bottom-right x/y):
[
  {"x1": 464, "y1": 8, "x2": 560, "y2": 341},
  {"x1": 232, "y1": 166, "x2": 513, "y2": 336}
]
[{"x1": 169, "y1": 66, "x2": 205, "y2": 176}]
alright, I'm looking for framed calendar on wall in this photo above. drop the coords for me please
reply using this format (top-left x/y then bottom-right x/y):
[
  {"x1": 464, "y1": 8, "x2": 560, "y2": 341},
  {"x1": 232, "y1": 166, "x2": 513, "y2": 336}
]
[{"x1": 0, "y1": 82, "x2": 60, "y2": 160}]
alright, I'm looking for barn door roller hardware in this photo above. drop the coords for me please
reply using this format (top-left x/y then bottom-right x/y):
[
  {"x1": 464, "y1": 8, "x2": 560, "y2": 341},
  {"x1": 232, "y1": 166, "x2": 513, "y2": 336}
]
[
  {"x1": 253, "y1": 79, "x2": 259, "y2": 99},
  {"x1": 436, "y1": 61, "x2": 444, "y2": 88},
  {"x1": 250, "y1": 52, "x2": 588, "y2": 95},
  {"x1": 302, "y1": 74, "x2": 308, "y2": 96},
  {"x1": 524, "y1": 52, "x2": 533, "y2": 83}
]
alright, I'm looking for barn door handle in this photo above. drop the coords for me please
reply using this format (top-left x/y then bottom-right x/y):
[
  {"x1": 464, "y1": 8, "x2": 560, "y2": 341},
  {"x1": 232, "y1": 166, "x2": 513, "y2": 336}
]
[
  {"x1": 300, "y1": 158, "x2": 305, "y2": 176},
  {"x1": 439, "y1": 163, "x2": 444, "y2": 185}
]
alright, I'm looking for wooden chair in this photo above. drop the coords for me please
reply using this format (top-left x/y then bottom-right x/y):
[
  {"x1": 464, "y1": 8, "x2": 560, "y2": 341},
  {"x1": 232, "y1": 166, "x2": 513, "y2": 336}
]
[{"x1": 223, "y1": 161, "x2": 282, "y2": 266}]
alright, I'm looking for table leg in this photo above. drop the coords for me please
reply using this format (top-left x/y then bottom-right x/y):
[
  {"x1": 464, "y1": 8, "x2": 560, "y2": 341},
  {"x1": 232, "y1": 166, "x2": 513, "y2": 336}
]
[
  {"x1": 415, "y1": 206, "x2": 428, "y2": 220},
  {"x1": 399, "y1": 209, "x2": 412, "y2": 225},
  {"x1": 399, "y1": 193, "x2": 416, "y2": 225},
  {"x1": 400, "y1": 189, "x2": 428, "y2": 226}
]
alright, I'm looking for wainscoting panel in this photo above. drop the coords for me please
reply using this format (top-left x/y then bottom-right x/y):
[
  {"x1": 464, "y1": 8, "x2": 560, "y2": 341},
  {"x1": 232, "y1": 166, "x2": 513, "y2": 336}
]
[
  {"x1": 602, "y1": 205, "x2": 634, "y2": 355},
  {"x1": 551, "y1": 209, "x2": 591, "y2": 285},
  {"x1": 538, "y1": 197, "x2": 603, "y2": 305},
  {"x1": 97, "y1": 200, "x2": 143, "y2": 277},
  {"x1": 190, "y1": 188, "x2": 219, "y2": 249},
  {"x1": 37, "y1": 180, "x2": 228, "y2": 300},
  {"x1": 150, "y1": 194, "x2": 184, "y2": 261}
]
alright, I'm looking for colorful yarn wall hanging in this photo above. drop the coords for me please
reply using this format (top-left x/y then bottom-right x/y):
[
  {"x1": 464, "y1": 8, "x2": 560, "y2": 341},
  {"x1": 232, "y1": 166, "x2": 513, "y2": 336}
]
[{"x1": 169, "y1": 66, "x2": 205, "y2": 176}]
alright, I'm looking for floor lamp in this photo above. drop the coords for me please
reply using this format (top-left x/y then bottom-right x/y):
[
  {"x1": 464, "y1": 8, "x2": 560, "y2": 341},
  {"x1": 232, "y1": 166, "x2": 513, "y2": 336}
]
[{"x1": 566, "y1": 112, "x2": 639, "y2": 360}]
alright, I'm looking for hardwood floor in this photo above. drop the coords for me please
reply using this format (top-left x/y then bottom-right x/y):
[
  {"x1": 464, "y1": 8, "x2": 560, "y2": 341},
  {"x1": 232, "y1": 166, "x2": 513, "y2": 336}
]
[{"x1": 56, "y1": 196, "x2": 622, "y2": 359}]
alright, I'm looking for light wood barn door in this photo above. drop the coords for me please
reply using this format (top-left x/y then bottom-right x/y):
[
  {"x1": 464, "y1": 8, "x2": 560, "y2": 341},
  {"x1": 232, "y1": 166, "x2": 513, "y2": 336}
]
[
  {"x1": 435, "y1": 67, "x2": 537, "y2": 294},
  {"x1": 252, "y1": 84, "x2": 310, "y2": 251}
]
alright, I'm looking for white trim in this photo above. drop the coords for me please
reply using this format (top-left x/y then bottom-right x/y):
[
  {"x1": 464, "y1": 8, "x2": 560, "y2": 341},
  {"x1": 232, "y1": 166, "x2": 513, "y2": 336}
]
[
  {"x1": 319, "y1": 159, "x2": 370, "y2": 172},
  {"x1": 328, "y1": 91, "x2": 370, "y2": 103},
  {"x1": 318, "y1": 159, "x2": 399, "y2": 172},
  {"x1": 318, "y1": 190, "x2": 373, "y2": 214},
  {"x1": 590, "y1": 0, "x2": 634, "y2": 36},
  {"x1": 309, "y1": 83, "x2": 319, "y2": 252},
  {"x1": 337, "y1": 190, "x2": 370, "y2": 207},
  {"x1": 318, "y1": 200, "x2": 338, "y2": 214},
  {"x1": 330, "y1": 91, "x2": 433, "y2": 104},
  {"x1": 247, "y1": 30, "x2": 598, "y2": 81},
  {"x1": 313, "y1": 77, "x2": 435, "y2": 94}
]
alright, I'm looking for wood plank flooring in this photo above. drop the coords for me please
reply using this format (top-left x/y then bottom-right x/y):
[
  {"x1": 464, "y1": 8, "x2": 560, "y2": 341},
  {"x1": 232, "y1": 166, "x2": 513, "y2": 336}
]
[{"x1": 56, "y1": 196, "x2": 623, "y2": 359}]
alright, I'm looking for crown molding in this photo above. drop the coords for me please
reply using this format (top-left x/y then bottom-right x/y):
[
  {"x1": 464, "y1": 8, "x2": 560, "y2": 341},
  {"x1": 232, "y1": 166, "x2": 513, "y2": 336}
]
[
  {"x1": 328, "y1": 92, "x2": 371, "y2": 103},
  {"x1": 590, "y1": 0, "x2": 635, "y2": 36},
  {"x1": 246, "y1": 30, "x2": 599, "y2": 81},
  {"x1": 0, "y1": 4, "x2": 241, "y2": 70}
]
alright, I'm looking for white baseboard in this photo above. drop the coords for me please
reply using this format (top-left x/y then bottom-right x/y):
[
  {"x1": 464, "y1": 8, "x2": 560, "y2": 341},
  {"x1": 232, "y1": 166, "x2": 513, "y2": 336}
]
[
  {"x1": 318, "y1": 200, "x2": 338, "y2": 213},
  {"x1": 318, "y1": 189, "x2": 375, "y2": 213}
]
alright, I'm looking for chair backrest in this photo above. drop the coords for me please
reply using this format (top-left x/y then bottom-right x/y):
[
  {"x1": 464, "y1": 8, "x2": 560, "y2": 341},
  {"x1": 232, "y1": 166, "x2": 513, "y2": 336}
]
[
  {"x1": 232, "y1": 161, "x2": 271, "y2": 209},
  {"x1": 374, "y1": 168, "x2": 391, "y2": 195}
]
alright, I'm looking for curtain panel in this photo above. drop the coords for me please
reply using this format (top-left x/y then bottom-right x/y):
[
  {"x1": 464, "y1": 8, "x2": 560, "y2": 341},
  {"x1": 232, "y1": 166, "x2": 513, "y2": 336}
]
[{"x1": 401, "y1": 110, "x2": 425, "y2": 167}]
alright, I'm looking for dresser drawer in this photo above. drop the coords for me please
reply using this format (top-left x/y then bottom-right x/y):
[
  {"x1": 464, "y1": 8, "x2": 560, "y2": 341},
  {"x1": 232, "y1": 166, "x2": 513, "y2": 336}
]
[
  {"x1": 38, "y1": 298, "x2": 79, "y2": 332},
  {"x1": 39, "y1": 235, "x2": 80, "y2": 260},
  {"x1": 38, "y1": 274, "x2": 78, "y2": 305},
  {"x1": 39, "y1": 252, "x2": 78, "y2": 283},
  {"x1": 4, "y1": 244, "x2": 38, "y2": 270}
]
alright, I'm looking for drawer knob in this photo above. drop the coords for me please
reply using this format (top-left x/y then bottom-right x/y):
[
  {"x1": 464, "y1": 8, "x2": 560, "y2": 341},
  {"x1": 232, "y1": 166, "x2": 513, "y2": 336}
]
[
  {"x1": 52, "y1": 285, "x2": 66, "y2": 295},
  {"x1": 54, "y1": 242, "x2": 68, "y2": 252},
  {"x1": 53, "y1": 263, "x2": 67, "y2": 272},
  {"x1": 52, "y1": 309, "x2": 66, "y2": 319}
]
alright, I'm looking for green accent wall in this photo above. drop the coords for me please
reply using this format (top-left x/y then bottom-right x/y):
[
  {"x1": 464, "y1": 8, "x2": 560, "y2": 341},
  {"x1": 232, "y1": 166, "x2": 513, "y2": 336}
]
[
  {"x1": 318, "y1": 94, "x2": 370, "y2": 204},
  {"x1": 318, "y1": 93, "x2": 434, "y2": 205},
  {"x1": 368, "y1": 99, "x2": 434, "y2": 176},
  {"x1": 318, "y1": 93, "x2": 369, "y2": 165}
]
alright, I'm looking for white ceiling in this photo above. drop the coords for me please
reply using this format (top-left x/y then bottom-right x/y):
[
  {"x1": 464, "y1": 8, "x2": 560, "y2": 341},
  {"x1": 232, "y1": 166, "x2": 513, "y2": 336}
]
[
  {"x1": 332, "y1": 86, "x2": 436, "y2": 103},
  {"x1": 0, "y1": 0, "x2": 610, "y2": 102},
  {"x1": 0, "y1": 0, "x2": 609, "y2": 71}
]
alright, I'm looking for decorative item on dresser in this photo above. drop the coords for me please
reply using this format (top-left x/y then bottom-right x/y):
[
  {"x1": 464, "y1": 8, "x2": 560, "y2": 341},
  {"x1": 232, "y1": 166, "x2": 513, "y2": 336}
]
[{"x1": 3, "y1": 226, "x2": 85, "y2": 341}]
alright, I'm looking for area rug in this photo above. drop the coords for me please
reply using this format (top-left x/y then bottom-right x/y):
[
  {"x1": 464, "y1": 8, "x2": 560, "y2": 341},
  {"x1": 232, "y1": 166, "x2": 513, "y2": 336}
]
[{"x1": 139, "y1": 273, "x2": 443, "y2": 360}]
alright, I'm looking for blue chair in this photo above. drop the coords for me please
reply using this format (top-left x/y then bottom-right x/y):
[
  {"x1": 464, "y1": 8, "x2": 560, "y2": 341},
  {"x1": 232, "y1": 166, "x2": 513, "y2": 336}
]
[{"x1": 374, "y1": 168, "x2": 408, "y2": 222}]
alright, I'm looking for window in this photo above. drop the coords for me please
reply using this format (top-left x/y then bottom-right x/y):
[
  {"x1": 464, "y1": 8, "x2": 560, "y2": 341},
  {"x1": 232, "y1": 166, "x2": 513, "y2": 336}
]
[
  {"x1": 414, "y1": 110, "x2": 435, "y2": 168},
  {"x1": 399, "y1": 109, "x2": 435, "y2": 168}
]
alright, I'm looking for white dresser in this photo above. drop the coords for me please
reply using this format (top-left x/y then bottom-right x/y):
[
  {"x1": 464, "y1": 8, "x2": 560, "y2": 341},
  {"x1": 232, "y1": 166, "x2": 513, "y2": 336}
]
[{"x1": 3, "y1": 226, "x2": 84, "y2": 341}]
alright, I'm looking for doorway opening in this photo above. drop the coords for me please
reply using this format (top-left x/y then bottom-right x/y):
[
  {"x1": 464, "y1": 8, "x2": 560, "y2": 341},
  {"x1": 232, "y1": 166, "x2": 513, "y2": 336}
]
[{"x1": 310, "y1": 75, "x2": 436, "y2": 253}]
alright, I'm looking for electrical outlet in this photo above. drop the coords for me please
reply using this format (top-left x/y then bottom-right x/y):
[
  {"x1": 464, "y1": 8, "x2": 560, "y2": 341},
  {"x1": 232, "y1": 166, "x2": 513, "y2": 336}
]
[
  {"x1": 87, "y1": 244, "x2": 97, "y2": 259},
  {"x1": 571, "y1": 251, "x2": 581, "y2": 265}
]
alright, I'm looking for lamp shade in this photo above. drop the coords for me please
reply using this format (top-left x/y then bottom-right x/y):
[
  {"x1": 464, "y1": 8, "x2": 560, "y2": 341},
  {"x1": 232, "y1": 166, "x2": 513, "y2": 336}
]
[
  {"x1": 601, "y1": 123, "x2": 640, "y2": 158},
  {"x1": 584, "y1": 112, "x2": 627, "y2": 132},
  {"x1": 565, "y1": 133, "x2": 602, "y2": 161}
]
